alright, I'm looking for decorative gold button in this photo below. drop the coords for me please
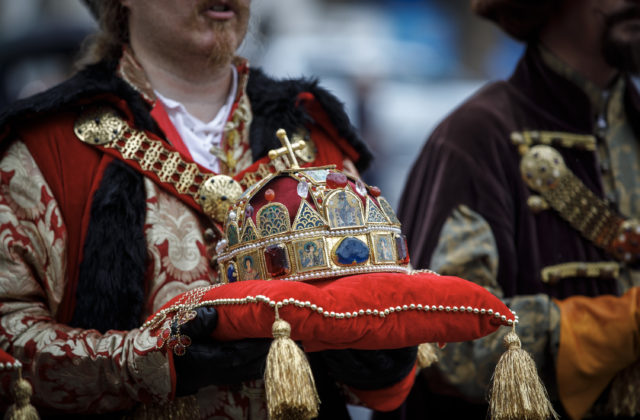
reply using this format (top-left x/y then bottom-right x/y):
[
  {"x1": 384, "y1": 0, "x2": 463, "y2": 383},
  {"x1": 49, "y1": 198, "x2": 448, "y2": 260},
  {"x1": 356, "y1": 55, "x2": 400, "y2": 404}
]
[
  {"x1": 520, "y1": 145, "x2": 567, "y2": 193},
  {"x1": 74, "y1": 106, "x2": 127, "y2": 145},
  {"x1": 197, "y1": 175, "x2": 244, "y2": 223}
]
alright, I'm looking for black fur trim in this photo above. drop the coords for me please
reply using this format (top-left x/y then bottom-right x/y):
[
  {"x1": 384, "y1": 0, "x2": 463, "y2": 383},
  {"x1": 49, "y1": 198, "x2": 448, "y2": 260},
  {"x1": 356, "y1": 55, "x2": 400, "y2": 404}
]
[
  {"x1": 1, "y1": 64, "x2": 372, "y2": 170},
  {"x1": 0, "y1": 60, "x2": 161, "y2": 148},
  {"x1": 70, "y1": 160, "x2": 147, "y2": 332},
  {"x1": 247, "y1": 68, "x2": 372, "y2": 171}
]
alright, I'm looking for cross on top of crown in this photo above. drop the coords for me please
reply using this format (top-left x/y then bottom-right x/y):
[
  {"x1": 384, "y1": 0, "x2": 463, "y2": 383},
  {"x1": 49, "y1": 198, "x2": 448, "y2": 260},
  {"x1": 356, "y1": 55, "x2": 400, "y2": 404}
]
[{"x1": 268, "y1": 128, "x2": 307, "y2": 169}]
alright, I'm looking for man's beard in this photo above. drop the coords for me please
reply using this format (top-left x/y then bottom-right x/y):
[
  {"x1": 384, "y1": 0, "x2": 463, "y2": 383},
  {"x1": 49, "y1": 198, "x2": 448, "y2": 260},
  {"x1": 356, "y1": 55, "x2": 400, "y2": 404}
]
[
  {"x1": 602, "y1": 4, "x2": 640, "y2": 74},
  {"x1": 206, "y1": 25, "x2": 243, "y2": 66},
  {"x1": 198, "y1": 0, "x2": 250, "y2": 67}
]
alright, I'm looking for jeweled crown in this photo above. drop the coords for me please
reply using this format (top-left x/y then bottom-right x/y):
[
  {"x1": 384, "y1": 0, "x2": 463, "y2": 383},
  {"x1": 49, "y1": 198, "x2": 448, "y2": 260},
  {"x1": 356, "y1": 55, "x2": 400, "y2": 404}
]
[{"x1": 216, "y1": 130, "x2": 410, "y2": 283}]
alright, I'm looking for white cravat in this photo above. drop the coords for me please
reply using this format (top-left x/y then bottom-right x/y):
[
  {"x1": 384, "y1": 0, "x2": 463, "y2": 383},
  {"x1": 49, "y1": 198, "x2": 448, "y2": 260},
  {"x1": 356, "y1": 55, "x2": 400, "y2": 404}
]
[{"x1": 155, "y1": 66, "x2": 238, "y2": 173}]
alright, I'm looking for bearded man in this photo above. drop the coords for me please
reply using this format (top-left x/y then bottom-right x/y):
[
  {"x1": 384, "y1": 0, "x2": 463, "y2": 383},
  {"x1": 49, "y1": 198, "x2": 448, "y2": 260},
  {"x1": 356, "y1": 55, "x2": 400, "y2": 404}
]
[
  {"x1": 0, "y1": 1, "x2": 417, "y2": 417},
  {"x1": 398, "y1": 0, "x2": 640, "y2": 419}
]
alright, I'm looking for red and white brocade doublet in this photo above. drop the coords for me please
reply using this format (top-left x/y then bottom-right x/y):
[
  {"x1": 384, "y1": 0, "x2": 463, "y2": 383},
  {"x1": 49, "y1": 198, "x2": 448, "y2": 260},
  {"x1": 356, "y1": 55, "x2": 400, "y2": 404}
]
[
  {"x1": 0, "y1": 142, "x2": 279, "y2": 417},
  {"x1": 0, "y1": 141, "x2": 172, "y2": 412}
]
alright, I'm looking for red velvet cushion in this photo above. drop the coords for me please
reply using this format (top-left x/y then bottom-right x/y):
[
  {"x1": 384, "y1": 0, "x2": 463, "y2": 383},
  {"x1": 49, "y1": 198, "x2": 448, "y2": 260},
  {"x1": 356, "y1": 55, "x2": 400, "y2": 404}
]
[
  {"x1": 150, "y1": 271, "x2": 513, "y2": 352},
  {"x1": 0, "y1": 349, "x2": 16, "y2": 366}
]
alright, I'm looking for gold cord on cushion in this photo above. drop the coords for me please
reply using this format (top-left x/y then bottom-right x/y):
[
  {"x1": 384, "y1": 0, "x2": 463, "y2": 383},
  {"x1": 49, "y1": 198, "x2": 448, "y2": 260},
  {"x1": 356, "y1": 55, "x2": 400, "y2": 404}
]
[{"x1": 142, "y1": 284, "x2": 517, "y2": 333}]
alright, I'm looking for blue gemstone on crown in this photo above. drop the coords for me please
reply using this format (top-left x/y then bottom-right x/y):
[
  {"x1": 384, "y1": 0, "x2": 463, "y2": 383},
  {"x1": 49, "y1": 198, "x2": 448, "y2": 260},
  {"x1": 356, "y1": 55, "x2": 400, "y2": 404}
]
[
  {"x1": 334, "y1": 237, "x2": 370, "y2": 266},
  {"x1": 227, "y1": 263, "x2": 238, "y2": 283}
]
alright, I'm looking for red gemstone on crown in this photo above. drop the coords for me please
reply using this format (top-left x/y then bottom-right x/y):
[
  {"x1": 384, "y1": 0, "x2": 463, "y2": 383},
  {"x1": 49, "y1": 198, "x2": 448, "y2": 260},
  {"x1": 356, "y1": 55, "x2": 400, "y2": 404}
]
[
  {"x1": 264, "y1": 244, "x2": 290, "y2": 277},
  {"x1": 326, "y1": 172, "x2": 348, "y2": 189},
  {"x1": 369, "y1": 186, "x2": 381, "y2": 197},
  {"x1": 264, "y1": 189, "x2": 275, "y2": 202}
]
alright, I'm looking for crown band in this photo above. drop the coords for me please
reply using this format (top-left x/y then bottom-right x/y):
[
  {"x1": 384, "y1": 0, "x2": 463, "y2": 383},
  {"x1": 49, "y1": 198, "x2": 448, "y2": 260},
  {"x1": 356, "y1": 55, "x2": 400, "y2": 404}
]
[{"x1": 218, "y1": 226, "x2": 410, "y2": 283}]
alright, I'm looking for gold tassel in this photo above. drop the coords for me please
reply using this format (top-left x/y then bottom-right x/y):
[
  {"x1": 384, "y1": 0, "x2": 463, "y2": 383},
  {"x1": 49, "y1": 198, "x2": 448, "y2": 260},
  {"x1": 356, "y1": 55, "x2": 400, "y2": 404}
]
[
  {"x1": 489, "y1": 328, "x2": 558, "y2": 420},
  {"x1": 416, "y1": 343, "x2": 439, "y2": 369},
  {"x1": 4, "y1": 368, "x2": 39, "y2": 420},
  {"x1": 607, "y1": 360, "x2": 640, "y2": 416},
  {"x1": 264, "y1": 307, "x2": 319, "y2": 420}
]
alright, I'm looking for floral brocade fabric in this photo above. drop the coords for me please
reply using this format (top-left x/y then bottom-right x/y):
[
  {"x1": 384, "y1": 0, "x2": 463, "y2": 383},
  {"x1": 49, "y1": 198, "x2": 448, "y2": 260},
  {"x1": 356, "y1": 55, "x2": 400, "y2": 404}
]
[
  {"x1": 0, "y1": 142, "x2": 172, "y2": 412},
  {"x1": 0, "y1": 142, "x2": 275, "y2": 417}
]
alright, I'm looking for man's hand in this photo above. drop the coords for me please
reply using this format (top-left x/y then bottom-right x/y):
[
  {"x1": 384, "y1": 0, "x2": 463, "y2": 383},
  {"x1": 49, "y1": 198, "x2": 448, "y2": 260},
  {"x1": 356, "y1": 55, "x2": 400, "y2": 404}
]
[
  {"x1": 174, "y1": 307, "x2": 271, "y2": 396},
  {"x1": 319, "y1": 347, "x2": 418, "y2": 390}
]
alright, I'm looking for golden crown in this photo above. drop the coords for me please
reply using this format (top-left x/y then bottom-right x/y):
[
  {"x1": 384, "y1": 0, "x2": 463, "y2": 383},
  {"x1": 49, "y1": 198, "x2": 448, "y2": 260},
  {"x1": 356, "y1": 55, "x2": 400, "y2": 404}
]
[{"x1": 215, "y1": 129, "x2": 410, "y2": 283}]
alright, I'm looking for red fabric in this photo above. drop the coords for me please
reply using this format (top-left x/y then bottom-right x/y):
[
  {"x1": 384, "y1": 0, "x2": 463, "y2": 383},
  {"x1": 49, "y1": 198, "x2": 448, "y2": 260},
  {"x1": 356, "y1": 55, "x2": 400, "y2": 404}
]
[
  {"x1": 297, "y1": 92, "x2": 360, "y2": 164},
  {"x1": 246, "y1": 175, "x2": 372, "y2": 228},
  {"x1": 88, "y1": 114, "x2": 213, "y2": 214},
  {"x1": 151, "y1": 272, "x2": 513, "y2": 351},
  {"x1": 349, "y1": 364, "x2": 417, "y2": 411},
  {"x1": 18, "y1": 110, "x2": 113, "y2": 323},
  {"x1": 247, "y1": 176, "x2": 302, "y2": 225},
  {"x1": 0, "y1": 348, "x2": 16, "y2": 365},
  {"x1": 150, "y1": 101, "x2": 193, "y2": 160}
]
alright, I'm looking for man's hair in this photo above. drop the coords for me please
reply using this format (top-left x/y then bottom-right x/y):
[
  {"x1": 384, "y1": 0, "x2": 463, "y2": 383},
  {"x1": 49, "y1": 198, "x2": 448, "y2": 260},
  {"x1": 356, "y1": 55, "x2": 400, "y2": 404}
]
[
  {"x1": 76, "y1": 0, "x2": 129, "y2": 68},
  {"x1": 471, "y1": 0, "x2": 559, "y2": 42}
]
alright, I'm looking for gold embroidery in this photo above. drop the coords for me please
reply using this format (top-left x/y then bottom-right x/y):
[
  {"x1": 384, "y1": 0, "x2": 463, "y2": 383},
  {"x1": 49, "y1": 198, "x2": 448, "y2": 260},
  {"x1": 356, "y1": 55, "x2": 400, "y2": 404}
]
[
  {"x1": 73, "y1": 106, "x2": 232, "y2": 220},
  {"x1": 74, "y1": 107, "x2": 128, "y2": 145},
  {"x1": 157, "y1": 153, "x2": 181, "y2": 181},
  {"x1": 527, "y1": 195, "x2": 550, "y2": 213},
  {"x1": 541, "y1": 262, "x2": 620, "y2": 284},
  {"x1": 239, "y1": 163, "x2": 273, "y2": 189},
  {"x1": 140, "y1": 141, "x2": 163, "y2": 171},
  {"x1": 511, "y1": 130, "x2": 596, "y2": 152},
  {"x1": 221, "y1": 59, "x2": 253, "y2": 175},
  {"x1": 520, "y1": 145, "x2": 640, "y2": 262},
  {"x1": 292, "y1": 128, "x2": 316, "y2": 164}
]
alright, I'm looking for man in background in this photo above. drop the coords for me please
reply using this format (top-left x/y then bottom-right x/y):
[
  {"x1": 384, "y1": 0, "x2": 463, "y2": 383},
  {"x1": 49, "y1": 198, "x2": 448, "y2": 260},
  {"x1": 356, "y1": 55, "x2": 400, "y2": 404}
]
[{"x1": 398, "y1": 0, "x2": 640, "y2": 418}]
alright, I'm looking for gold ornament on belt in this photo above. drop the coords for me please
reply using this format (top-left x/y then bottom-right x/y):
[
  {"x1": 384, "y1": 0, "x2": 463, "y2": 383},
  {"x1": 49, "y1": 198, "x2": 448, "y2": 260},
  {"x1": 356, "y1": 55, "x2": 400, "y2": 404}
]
[
  {"x1": 199, "y1": 175, "x2": 244, "y2": 222},
  {"x1": 520, "y1": 144, "x2": 640, "y2": 263},
  {"x1": 74, "y1": 106, "x2": 245, "y2": 224},
  {"x1": 74, "y1": 107, "x2": 127, "y2": 145}
]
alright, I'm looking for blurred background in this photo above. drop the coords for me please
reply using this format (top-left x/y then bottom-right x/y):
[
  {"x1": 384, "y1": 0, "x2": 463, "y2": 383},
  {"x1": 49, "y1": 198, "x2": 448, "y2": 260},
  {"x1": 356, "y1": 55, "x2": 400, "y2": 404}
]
[{"x1": 0, "y1": 0, "x2": 524, "y2": 209}]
